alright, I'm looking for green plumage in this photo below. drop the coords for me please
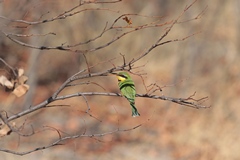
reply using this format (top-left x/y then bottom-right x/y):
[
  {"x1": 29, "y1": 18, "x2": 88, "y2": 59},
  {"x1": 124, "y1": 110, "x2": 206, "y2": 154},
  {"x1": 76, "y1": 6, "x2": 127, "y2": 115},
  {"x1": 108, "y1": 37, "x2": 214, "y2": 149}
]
[{"x1": 117, "y1": 72, "x2": 140, "y2": 117}]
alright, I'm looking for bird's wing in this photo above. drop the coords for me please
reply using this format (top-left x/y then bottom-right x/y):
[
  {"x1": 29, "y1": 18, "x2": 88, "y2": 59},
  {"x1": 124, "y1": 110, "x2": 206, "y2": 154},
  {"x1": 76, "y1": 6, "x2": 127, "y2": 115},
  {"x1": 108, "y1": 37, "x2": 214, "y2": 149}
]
[{"x1": 123, "y1": 85, "x2": 136, "y2": 101}]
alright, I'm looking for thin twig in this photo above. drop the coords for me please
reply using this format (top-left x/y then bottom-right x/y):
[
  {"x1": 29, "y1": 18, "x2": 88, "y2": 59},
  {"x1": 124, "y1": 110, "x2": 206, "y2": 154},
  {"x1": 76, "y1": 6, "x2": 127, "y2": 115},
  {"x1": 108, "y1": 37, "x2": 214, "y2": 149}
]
[{"x1": 0, "y1": 123, "x2": 140, "y2": 156}]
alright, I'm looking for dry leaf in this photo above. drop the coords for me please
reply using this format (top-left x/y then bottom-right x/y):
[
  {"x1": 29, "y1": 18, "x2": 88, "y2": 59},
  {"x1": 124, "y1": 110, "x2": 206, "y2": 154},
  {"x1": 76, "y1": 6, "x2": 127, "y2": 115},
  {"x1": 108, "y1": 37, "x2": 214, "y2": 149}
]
[
  {"x1": 0, "y1": 123, "x2": 12, "y2": 137},
  {"x1": 123, "y1": 16, "x2": 132, "y2": 25},
  {"x1": 12, "y1": 84, "x2": 29, "y2": 97},
  {"x1": 0, "y1": 75, "x2": 14, "y2": 89},
  {"x1": 0, "y1": 66, "x2": 29, "y2": 97},
  {"x1": 18, "y1": 75, "x2": 28, "y2": 84},
  {"x1": 18, "y1": 68, "x2": 24, "y2": 77}
]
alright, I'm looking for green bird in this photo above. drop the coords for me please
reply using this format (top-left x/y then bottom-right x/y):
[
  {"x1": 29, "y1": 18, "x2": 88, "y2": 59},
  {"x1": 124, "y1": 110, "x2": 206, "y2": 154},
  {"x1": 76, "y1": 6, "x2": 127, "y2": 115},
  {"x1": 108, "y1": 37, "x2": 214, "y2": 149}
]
[{"x1": 114, "y1": 72, "x2": 140, "y2": 117}]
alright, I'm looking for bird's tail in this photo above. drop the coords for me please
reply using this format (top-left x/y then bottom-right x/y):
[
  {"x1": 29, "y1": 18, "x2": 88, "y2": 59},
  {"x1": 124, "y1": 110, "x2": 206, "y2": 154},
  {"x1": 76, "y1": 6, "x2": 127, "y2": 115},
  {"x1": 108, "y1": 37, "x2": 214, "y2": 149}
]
[{"x1": 130, "y1": 102, "x2": 140, "y2": 117}]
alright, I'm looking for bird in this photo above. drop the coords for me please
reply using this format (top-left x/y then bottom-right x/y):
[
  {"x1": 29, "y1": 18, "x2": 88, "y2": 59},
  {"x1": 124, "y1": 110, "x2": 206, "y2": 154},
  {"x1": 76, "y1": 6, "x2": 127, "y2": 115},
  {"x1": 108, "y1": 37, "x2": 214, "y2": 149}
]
[{"x1": 113, "y1": 72, "x2": 140, "y2": 117}]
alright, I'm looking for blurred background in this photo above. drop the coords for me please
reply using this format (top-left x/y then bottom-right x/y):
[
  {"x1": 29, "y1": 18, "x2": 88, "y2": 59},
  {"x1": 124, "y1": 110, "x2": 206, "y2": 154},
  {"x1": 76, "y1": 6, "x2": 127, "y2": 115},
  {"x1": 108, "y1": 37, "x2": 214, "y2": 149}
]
[{"x1": 0, "y1": 0, "x2": 239, "y2": 159}]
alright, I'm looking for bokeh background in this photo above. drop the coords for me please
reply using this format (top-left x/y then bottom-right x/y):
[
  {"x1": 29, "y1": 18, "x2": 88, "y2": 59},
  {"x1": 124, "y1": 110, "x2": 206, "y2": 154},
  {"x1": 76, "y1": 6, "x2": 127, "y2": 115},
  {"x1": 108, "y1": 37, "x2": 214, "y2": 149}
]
[{"x1": 0, "y1": 0, "x2": 239, "y2": 159}]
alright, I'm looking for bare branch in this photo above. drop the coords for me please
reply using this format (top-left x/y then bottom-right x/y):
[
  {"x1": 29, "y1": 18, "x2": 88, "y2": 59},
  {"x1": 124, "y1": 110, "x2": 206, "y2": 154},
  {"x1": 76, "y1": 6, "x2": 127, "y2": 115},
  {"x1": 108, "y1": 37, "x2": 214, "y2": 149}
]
[
  {"x1": 1, "y1": 13, "x2": 172, "y2": 53},
  {"x1": 0, "y1": 0, "x2": 209, "y2": 156},
  {"x1": 0, "y1": 2, "x2": 121, "y2": 25},
  {"x1": 0, "y1": 124, "x2": 141, "y2": 156}
]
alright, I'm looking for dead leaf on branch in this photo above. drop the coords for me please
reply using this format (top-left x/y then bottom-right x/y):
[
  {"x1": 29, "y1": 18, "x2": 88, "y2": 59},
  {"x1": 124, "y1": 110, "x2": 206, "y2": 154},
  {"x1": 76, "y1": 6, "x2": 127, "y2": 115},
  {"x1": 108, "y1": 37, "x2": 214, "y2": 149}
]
[
  {"x1": 18, "y1": 75, "x2": 28, "y2": 84},
  {"x1": 0, "y1": 121, "x2": 14, "y2": 137},
  {"x1": 12, "y1": 84, "x2": 30, "y2": 97},
  {"x1": 0, "y1": 67, "x2": 29, "y2": 97},
  {"x1": 18, "y1": 68, "x2": 25, "y2": 77},
  {"x1": 12, "y1": 68, "x2": 29, "y2": 97},
  {"x1": 123, "y1": 16, "x2": 132, "y2": 25},
  {"x1": 0, "y1": 75, "x2": 14, "y2": 89}
]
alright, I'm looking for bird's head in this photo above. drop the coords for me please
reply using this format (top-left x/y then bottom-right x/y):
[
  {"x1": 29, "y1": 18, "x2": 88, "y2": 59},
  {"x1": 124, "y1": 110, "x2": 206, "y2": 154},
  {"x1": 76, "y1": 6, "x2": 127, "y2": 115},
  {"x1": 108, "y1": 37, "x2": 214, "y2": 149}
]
[{"x1": 112, "y1": 72, "x2": 131, "y2": 82}]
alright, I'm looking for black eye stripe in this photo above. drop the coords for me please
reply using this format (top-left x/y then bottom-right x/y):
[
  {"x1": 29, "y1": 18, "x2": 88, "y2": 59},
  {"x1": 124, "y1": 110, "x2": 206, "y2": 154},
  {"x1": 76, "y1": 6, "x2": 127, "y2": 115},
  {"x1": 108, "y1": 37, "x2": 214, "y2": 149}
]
[{"x1": 119, "y1": 75, "x2": 127, "y2": 78}]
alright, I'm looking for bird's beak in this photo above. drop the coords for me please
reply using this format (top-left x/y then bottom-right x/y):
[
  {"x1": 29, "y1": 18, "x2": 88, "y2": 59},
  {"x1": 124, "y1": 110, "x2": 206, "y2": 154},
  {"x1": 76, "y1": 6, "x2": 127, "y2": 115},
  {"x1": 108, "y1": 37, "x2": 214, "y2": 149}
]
[{"x1": 110, "y1": 72, "x2": 118, "y2": 76}]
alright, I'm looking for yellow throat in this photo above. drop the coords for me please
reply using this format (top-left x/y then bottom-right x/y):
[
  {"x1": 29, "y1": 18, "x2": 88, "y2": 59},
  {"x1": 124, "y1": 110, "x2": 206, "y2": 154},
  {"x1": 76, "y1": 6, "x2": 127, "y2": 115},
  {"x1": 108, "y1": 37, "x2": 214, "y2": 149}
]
[{"x1": 117, "y1": 75, "x2": 126, "y2": 82}]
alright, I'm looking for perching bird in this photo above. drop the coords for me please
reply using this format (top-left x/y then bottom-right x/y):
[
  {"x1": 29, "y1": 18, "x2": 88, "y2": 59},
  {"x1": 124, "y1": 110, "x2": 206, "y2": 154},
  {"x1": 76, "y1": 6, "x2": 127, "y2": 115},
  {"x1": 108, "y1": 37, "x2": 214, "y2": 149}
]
[{"x1": 114, "y1": 72, "x2": 140, "y2": 117}]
